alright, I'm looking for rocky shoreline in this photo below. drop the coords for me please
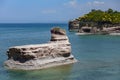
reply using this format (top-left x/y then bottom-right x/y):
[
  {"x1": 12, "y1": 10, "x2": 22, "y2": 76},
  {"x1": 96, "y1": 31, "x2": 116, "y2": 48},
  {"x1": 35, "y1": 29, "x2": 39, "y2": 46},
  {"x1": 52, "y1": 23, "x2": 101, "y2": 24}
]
[
  {"x1": 69, "y1": 20, "x2": 120, "y2": 35},
  {"x1": 4, "y1": 27, "x2": 77, "y2": 70}
]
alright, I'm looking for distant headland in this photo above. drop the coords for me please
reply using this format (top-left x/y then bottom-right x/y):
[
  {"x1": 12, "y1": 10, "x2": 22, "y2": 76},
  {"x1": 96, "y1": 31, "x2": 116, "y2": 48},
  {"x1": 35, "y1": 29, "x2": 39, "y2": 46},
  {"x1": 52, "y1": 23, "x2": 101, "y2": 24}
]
[{"x1": 69, "y1": 9, "x2": 120, "y2": 35}]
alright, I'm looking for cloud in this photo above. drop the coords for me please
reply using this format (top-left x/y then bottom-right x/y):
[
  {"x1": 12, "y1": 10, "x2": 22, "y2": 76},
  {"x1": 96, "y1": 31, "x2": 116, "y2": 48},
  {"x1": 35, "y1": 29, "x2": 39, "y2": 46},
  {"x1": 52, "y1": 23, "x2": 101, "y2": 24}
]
[
  {"x1": 64, "y1": 0, "x2": 78, "y2": 7},
  {"x1": 88, "y1": 1, "x2": 105, "y2": 6},
  {"x1": 41, "y1": 9, "x2": 56, "y2": 14},
  {"x1": 94, "y1": 1, "x2": 104, "y2": 5}
]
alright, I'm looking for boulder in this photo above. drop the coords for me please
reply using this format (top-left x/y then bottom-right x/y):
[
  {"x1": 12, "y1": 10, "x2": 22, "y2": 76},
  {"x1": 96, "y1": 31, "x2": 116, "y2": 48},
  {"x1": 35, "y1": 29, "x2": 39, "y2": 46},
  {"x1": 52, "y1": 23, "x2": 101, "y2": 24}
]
[
  {"x1": 50, "y1": 27, "x2": 68, "y2": 41},
  {"x1": 4, "y1": 27, "x2": 77, "y2": 70},
  {"x1": 68, "y1": 20, "x2": 80, "y2": 31}
]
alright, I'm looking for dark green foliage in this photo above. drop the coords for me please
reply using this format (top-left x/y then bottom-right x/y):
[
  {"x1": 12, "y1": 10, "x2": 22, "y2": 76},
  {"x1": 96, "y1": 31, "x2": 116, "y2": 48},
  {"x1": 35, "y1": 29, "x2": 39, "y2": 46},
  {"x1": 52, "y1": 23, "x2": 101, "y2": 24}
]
[{"x1": 77, "y1": 9, "x2": 120, "y2": 28}]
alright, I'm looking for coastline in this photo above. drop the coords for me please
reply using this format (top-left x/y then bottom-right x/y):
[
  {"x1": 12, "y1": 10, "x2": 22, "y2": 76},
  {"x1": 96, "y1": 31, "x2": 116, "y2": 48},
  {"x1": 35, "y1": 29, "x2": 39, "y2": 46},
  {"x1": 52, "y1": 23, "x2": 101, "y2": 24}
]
[
  {"x1": 1, "y1": 23, "x2": 120, "y2": 80},
  {"x1": 109, "y1": 33, "x2": 120, "y2": 35},
  {"x1": 76, "y1": 33, "x2": 94, "y2": 35},
  {"x1": 75, "y1": 32, "x2": 120, "y2": 36}
]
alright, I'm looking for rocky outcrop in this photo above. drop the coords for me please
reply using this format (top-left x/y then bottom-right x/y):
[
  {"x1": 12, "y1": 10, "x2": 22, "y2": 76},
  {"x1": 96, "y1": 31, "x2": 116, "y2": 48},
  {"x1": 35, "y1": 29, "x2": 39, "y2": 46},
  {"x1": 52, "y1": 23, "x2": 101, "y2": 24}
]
[
  {"x1": 4, "y1": 27, "x2": 77, "y2": 70},
  {"x1": 69, "y1": 20, "x2": 120, "y2": 35},
  {"x1": 69, "y1": 20, "x2": 80, "y2": 31}
]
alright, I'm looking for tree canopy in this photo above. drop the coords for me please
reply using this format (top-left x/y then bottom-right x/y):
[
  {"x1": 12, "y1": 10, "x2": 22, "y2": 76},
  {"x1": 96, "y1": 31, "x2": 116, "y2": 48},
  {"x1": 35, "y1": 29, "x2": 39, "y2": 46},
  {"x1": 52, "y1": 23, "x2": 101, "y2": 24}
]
[{"x1": 76, "y1": 9, "x2": 120, "y2": 28}]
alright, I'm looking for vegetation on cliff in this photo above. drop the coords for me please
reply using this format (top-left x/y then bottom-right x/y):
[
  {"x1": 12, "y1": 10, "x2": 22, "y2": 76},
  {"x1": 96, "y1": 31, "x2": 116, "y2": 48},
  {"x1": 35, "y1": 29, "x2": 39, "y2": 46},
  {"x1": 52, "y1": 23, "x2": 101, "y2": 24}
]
[{"x1": 76, "y1": 9, "x2": 120, "y2": 28}]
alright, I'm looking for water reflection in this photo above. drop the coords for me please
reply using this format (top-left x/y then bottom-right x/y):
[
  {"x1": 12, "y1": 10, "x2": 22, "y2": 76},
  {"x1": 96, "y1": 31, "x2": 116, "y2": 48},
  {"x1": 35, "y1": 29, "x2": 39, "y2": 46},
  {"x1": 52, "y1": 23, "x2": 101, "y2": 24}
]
[
  {"x1": 7, "y1": 64, "x2": 74, "y2": 80},
  {"x1": 4, "y1": 59, "x2": 120, "y2": 80}
]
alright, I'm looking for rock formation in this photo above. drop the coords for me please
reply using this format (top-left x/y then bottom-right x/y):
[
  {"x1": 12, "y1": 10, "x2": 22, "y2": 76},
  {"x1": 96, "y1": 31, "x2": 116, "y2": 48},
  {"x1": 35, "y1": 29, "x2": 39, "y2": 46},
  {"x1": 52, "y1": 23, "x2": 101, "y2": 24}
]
[
  {"x1": 69, "y1": 20, "x2": 120, "y2": 35},
  {"x1": 4, "y1": 27, "x2": 77, "y2": 70},
  {"x1": 69, "y1": 20, "x2": 80, "y2": 31}
]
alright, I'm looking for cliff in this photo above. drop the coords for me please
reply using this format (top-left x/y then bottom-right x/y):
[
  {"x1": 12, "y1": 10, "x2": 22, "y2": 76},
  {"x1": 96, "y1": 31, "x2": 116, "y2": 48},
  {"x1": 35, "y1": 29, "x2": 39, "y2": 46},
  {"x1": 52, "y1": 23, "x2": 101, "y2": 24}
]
[{"x1": 4, "y1": 27, "x2": 77, "y2": 70}]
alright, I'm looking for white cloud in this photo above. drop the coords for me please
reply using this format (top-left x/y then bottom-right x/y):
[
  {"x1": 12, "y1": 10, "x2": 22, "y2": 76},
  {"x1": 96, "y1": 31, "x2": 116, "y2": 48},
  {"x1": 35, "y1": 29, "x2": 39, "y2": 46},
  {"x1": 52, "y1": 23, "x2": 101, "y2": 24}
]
[
  {"x1": 41, "y1": 9, "x2": 56, "y2": 14},
  {"x1": 88, "y1": 1, "x2": 105, "y2": 6},
  {"x1": 64, "y1": 0, "x2": 78, "y2": 7},
  {"x1": 94, "y1": 1, "x2": 104, "y2": 5}
]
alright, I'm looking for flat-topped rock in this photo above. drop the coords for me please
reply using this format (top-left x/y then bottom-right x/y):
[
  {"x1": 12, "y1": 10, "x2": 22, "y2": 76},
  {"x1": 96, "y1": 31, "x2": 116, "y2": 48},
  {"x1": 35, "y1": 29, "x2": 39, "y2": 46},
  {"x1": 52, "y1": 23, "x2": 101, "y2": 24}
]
[{"x1": 4, "y1": 27, "x2": 77, "y2": 70}]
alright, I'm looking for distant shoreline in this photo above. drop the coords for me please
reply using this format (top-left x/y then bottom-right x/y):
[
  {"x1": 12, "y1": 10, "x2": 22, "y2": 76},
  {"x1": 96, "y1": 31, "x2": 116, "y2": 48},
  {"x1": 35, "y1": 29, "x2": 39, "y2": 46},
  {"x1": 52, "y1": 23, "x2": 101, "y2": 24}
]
[{"x1": 68, "y1": 9, "x2": 120, "y2": 35}]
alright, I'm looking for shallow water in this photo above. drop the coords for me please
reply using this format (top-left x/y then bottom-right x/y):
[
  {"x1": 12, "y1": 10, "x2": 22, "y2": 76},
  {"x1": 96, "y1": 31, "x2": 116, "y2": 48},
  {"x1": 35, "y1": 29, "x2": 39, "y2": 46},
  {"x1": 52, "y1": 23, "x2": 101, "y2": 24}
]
[{"x1": 0, "y1": 23, "x2": 120, "y2": 80}]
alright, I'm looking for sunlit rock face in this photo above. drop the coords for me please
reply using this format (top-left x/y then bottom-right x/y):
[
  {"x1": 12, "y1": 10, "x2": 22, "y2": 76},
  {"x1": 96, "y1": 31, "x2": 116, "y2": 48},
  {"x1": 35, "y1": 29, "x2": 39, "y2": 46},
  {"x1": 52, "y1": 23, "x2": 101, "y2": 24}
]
[{"x1": 4, "y1": 27, "x2": 77, "y2": 70}]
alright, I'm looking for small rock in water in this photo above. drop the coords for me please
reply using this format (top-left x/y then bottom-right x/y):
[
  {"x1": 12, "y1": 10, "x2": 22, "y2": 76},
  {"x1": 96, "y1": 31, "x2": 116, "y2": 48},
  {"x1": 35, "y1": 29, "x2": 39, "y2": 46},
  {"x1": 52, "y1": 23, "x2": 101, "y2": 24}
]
[{"x1": 4, "y1": 27, "x2": 77, "y2": 70}]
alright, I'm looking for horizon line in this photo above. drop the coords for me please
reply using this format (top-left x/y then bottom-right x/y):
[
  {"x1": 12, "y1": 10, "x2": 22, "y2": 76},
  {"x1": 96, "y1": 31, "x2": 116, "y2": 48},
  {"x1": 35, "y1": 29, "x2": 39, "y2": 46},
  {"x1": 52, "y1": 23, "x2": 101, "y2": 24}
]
[{"x1": 0, "y1": 22, "x2": 68, "y2": 24}]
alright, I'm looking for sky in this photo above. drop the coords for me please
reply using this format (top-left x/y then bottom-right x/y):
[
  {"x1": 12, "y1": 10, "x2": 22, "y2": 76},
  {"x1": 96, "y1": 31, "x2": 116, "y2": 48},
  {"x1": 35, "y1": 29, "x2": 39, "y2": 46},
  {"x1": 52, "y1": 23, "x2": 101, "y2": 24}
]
[{"x1": 0, "y1": 0, "x2": 120, "y2": 23}]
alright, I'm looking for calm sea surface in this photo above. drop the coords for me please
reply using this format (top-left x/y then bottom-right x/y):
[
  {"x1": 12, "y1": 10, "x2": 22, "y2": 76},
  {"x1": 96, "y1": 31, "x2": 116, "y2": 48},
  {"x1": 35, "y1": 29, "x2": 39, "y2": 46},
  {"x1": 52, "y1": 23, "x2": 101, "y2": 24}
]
[{"x1": 0, "y1": 23, "x2": 120, "y2": 80}]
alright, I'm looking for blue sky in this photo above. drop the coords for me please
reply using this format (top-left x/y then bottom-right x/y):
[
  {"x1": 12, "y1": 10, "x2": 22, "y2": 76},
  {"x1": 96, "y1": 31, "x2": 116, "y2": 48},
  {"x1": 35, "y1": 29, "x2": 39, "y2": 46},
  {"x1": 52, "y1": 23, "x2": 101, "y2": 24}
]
[{"x1": 0, "y1": 0, "x2": 120, "y2": 23}]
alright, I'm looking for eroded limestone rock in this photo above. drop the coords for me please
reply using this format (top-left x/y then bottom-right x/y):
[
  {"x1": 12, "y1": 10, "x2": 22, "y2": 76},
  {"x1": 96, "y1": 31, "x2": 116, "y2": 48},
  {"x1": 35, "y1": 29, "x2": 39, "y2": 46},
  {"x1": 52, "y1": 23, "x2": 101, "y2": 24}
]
[{"x1": 4, "y1": 27, "x2": 77, "y2": 70}]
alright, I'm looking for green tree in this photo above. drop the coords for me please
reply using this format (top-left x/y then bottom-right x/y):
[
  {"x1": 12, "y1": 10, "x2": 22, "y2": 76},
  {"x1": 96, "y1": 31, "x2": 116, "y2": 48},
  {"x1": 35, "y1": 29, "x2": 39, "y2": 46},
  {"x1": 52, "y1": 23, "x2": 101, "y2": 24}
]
[
  {"x1": 77, "y1": 9, "x2": 120, "y2": 28},
  {"x1": 107, "y1": 8, "x2": 114, "y2": 13}
]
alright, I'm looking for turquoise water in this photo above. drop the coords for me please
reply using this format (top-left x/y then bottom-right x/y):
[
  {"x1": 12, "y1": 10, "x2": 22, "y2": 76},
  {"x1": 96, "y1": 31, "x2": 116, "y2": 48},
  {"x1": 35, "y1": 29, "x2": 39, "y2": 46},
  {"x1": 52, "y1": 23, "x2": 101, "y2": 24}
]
[{"x1": 0, "y1": 23, "x2": 120, "y2": 80}]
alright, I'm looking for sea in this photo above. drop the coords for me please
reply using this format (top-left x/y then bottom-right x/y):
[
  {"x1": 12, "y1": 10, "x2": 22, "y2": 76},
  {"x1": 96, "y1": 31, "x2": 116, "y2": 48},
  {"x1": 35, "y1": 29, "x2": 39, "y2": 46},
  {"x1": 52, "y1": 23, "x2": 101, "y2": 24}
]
[{"x1": 0, "y1": 23, "x2": 120, "y2": 80}]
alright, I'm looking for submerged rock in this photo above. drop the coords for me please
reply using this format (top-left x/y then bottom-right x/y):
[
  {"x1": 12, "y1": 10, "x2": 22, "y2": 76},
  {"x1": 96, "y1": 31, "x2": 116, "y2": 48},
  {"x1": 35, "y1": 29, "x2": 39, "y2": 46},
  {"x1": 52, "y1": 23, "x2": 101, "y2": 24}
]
[{"x1": 4, "y1": 27, "x2": 77, "y2": 70}]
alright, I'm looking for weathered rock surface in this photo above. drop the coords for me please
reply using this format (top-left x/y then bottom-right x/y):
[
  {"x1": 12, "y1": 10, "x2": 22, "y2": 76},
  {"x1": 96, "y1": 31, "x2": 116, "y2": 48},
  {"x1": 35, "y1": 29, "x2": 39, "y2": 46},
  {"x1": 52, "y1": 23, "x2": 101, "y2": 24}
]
[
  {"x1": 69, "y1": 20, "x2": 80, "y2": 31},
  {"x1": 4, "y1": 27, "x2": 77, "y2": 70},
  {"x1": 69, "y1": 20, "x2": 120, "y2": 35}
]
